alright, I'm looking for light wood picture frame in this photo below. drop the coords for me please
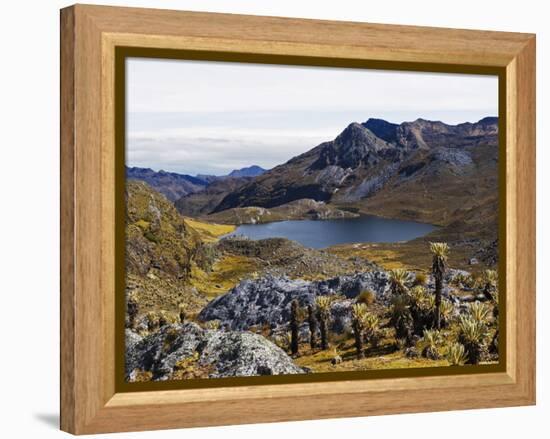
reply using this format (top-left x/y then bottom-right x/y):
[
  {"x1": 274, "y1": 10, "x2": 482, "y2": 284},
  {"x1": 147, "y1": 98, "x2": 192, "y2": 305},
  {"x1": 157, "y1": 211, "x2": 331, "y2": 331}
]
[{"x1": 60, "y1": 4, "x2": 536, "y2": 435}]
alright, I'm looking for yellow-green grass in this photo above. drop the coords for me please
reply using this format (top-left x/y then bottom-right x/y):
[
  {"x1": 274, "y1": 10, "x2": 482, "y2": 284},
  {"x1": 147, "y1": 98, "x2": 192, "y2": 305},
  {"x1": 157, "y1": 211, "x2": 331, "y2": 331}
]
[
  {"x1": 190, "y1": 254, "x2": 261, "y2": 299},
  {"x1": 328, "y1": 240, "x2": 473, "y2": 272},
  {"x1": 184, "y1": 217, "x2": 236, "y2": 243}
]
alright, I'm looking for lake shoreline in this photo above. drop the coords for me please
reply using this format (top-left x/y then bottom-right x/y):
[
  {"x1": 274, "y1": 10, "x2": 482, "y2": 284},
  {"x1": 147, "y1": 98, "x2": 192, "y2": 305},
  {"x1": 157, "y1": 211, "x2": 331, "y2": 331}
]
[{"x1": 219, "y1": 214, "x2": 439, "y2": 249}]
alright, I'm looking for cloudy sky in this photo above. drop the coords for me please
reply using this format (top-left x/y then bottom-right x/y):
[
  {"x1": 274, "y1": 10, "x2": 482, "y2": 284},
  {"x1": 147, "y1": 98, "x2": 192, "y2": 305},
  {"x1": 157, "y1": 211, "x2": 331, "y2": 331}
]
[{"x1": 127, "y1": 58, "x2": 498, "y2": 176}]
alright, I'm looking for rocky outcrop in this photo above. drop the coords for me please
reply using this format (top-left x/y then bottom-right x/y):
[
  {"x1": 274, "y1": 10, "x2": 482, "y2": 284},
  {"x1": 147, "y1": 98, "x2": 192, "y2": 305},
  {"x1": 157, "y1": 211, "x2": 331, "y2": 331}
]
[
  {"x1": 199, "y1": 270, "x2": 472, "y2": 333},
  {"x1": 204, "y1": 198, "x2": 359, "y2": 225},
  {"x1": 198, "y1": 272, "x2": 392, "y2": 332},
  {"x1": 125, "y1": 323, "x2": 305, "y2": 381}
]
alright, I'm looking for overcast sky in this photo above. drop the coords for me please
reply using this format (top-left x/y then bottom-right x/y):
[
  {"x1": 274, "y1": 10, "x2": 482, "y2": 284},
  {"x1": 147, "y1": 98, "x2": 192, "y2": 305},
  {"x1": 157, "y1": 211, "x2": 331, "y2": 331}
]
[{"x1": 127, "y1": 58, "x2": 498, "y2": 176}]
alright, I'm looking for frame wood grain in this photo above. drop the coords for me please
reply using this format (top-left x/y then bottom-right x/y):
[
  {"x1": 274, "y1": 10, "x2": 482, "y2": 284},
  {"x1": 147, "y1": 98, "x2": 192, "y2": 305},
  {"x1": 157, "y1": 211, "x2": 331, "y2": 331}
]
[{"x1": 60, "y1": 4, "x2": 536, "y2": 434}]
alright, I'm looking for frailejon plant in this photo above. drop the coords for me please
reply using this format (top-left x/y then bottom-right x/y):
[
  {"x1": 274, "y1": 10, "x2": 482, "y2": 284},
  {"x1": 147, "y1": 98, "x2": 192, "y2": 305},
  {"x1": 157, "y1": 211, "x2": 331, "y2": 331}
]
[
  {"x1": 126, "y1": 292, "x2": 139, "y2": 329},
  {"x1": 430, "y1": 242, "x2": 449, "y2": 330},
  {"x1": 178, "y1": 303, "x2": 187, "y2": 324},
  {"x1": 447, "y1": 342, "x2": 468, "y2": 366},
  {"x1": 315, "y1": 296, "x2": 332, "y2": 350},
  {"x1": 307, "y1": 304, "x2": 318, "y2": 349},
  {"x1": 409, "y1": 285, "x2": 434, "y2": 333},
  {"x1": 389, "y1": 269, "x2": 409, "y2": 296},
  {"x1": 351, "y1": 303, "x2": 368, "y2": 359},
  {"x1": 290, "y1": 299, "x2": 300, "y2": 356},
  {"x1": 389, "y1": 294, "x2": 414, "y2": 346},
  {"x1": 439, "y1": 299, "x2": 455, "y2": 327},
  {"x1": 469, "y1": 301, "x2": 491, "y2": 324},
  {"x1": 363, "y1": 312, "x2": 380, "y2": 348},
  {"x1": 420, "y1": 329, "x2": 441, "y2": 360},
  {"x1": 458, "y1": 315, "x2": 488, "y2": 364},
  {"x1": 482, "y1": 269, "x2": 498, "y2": 301}
]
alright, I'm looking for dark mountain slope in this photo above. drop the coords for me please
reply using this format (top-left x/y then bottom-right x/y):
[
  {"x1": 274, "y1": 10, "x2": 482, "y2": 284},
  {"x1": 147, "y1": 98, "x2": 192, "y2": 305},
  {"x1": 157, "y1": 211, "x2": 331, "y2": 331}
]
[
  {"x1": 175, "y1": 176, "x2": 253, "y2": 217},
  {"x1": 127, "y1": 167, "x2": 207, "y2": 202}
]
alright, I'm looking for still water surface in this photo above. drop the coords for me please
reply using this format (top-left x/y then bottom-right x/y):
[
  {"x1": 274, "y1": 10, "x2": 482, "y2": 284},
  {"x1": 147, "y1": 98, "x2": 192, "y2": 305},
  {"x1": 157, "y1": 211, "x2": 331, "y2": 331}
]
[{"x1": 223, "y1": 215, "x2": 437, "y2": 249}]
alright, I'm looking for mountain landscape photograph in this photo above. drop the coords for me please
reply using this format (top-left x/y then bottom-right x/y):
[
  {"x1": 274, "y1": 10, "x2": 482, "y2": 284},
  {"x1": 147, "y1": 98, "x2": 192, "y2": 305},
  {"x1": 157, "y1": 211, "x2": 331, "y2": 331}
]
[{"x1": 124, "y1": 58, "x2": 501, "y2": 383}]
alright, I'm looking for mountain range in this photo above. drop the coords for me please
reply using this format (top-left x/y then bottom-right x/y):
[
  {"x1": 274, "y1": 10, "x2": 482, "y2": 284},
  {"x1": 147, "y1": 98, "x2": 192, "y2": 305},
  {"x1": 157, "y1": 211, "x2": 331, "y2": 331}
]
[
  {"x1": 173, "y1": 117, "x2": 498, "y2": 239},
  {"x1": 129, "y1": 116, "x2": 498, "y2": 242},
  {"x1": 126, "y1": 165, "x2": 266, "y2": 202}
]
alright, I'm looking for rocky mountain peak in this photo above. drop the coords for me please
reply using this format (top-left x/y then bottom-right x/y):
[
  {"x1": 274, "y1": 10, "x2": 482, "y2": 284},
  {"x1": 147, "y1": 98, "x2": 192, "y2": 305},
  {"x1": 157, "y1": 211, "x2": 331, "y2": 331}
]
[
  {"x1": 310, "y1": 122, "x2": 393, "y2": 170},
  {"x1": 362, "y1": 118, "x2": 399, "y2": 143}
]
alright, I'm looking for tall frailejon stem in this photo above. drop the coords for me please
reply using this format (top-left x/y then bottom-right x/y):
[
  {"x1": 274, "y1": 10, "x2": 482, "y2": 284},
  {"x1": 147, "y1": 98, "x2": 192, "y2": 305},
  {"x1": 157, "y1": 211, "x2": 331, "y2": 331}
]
[
  {"x1": 430, "y1": 242, "x2": 449, "y2": 330},
  {"x1": 290, "y1": 299, "x2": 300, "y2": 355},
  {"x1": 315, "y1": 296, "x2": 332, "y2": 350},
  {"x1": 351, "y1": 303, "x2": 367, "y2": 359},
  {"x1": 307, "y1": 304, "x2": 318, "y2": 349}
]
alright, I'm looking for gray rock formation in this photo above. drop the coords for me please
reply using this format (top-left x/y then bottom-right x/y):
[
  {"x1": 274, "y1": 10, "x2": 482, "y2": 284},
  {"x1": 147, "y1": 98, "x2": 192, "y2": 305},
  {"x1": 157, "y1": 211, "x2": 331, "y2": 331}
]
[
  {"x1": 125, "y1": 322, "x2": 305, "y2": 381},
  {"x1": 198, "y1": 272, "x2": 392, "y2": 332}
]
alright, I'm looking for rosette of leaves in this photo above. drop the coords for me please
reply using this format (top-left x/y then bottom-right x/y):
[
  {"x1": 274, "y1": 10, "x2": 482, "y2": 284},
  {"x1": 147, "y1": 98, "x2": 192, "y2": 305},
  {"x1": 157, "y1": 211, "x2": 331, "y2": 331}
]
[
  {"x1": 419, "y1": 329, "x2": 442, "y2": 360},
  {"x1": 458, "y1": 315, "x2": 488, "y2": 364},
  {"x1": 389, "y1": 269, "x2": 409, "y2": 296},
  {"x1": 447, "y1": 342, "x2": 468, "y2": 366}
]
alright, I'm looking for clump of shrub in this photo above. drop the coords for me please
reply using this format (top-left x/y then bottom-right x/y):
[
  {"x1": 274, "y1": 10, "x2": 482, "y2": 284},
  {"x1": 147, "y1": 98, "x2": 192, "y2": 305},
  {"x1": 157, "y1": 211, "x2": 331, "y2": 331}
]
[
  {"x1": 146, "y1": 311, "x2": 159, "y2": 332},
  {"x1": 356, "y1": 290, "x2": 376, "y2": 306},
  {"x1": 171, "y1": 352, "x2": 212, "y2": 380},
  {"x1": 129, "y1": 369, "x2": 153, "y2": 382},
  {"x1": 413, "y1": 272, "x2": 428, "y2": 286}
]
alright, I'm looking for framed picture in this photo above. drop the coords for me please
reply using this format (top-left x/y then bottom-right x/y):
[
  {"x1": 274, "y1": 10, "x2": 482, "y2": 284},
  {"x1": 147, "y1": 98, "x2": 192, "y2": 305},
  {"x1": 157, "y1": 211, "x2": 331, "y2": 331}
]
[{"x1": 60, "y1": 4, "x2": 536, "y2": 434}]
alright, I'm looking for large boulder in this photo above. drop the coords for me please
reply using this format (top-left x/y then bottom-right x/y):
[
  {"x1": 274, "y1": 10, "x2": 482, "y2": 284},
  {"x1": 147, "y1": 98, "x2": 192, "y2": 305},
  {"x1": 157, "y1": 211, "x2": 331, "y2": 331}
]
[{"x1": 125, "y1": 323, "x2": 304, "y2": 381}]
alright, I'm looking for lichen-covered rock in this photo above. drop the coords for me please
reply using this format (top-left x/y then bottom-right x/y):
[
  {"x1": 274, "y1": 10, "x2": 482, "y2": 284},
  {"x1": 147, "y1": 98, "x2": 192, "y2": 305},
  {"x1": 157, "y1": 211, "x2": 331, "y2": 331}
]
[
  {"x1": 199, "y1": 330, "x2": 305, "y2": 378},
  {"x1": 125, "y1": 323, "x2": 304, "y2": 381}
]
